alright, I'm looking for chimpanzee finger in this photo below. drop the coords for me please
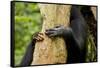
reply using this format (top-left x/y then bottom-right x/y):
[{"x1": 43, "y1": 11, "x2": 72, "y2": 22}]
[
  {"x1": 32, "y1": 32, "x2": 39, "y2": 38},
  {"x1": 35, "y1": 36, "x2": 39, "y2": 41},
  {"x1": 38, "y1": 32, "x2": 44, "y2": 35},
  {"x1": 48, "y1": 32, "x2": 57, "y2": 37},
  {"x1": 46, "y1": 31, "x2": 58, "y2": 37},
  {"x1": 32, "y1": 33, "x2": 38, "y2": 41},
  {"x1": 45, "y1": 31, "x2": 55, "y2": 36},
  {"x1": 33, "y1": 36, "x2": 37, "y2": 41},
  {"x1": 38, "y1": 33, "x2": 44, "y2": 40},
  {"x1": 55, "y1": 25, "x2": 62, "y2": 28},
  {"x1": 38, "y1": 37, "x2": 44, "y2": 41},
  {"x1": 32, "y1": 32, "x2": 44, "y2": 41},
  {"x1": 35, "y1": 36, "x2": 44, "y2": 41}
]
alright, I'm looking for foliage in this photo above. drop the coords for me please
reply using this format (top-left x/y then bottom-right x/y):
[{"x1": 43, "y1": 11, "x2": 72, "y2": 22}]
[
  {"x1": 14, "y1": 2, "x2": 97, "y2": 66},
  {"x1": 86, "y1": 32, "x2": 97, "y2": 62},
  {"x1": 14, "y1": 2, "x2": 42, "y2": 66}
]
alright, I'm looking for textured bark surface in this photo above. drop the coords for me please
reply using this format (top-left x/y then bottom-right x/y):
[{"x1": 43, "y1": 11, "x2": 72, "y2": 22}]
[{"x1": 31, "y1": 4, "x2": 71, "y2": 65}]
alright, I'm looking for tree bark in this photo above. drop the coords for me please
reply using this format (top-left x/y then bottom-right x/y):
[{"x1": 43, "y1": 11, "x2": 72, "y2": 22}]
[{"x1": 31, "y1": 4, "x2": 71, "y2": 65}]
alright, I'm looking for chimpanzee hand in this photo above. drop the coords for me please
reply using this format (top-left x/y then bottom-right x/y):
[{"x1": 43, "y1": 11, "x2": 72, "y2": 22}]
[
  {"x1": 45, "y1": 25, "x2": 68, "y2": 37},
  {"x1": 32, "y1": 32, "x2": 44, "y2": 42}
]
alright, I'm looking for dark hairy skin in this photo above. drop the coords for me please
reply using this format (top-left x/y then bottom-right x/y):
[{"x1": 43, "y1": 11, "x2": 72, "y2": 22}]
[
  {"x1": 20, "y1": 6, "x2": 87, "y2": 66},
  {"x1": 20, "y1": 32, "x2": 44, "y2": 66}
]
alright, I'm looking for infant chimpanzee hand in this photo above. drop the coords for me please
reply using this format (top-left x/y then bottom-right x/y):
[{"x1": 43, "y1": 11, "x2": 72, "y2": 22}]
[{"x1": 32, "y1": 32, "x2": 44, "y2": 42}]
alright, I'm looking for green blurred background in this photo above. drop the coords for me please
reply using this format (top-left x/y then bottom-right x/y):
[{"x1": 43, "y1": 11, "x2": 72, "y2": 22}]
[
  {"x1": 14, "y1": 2, "x2": 97, "y2": 66},
  {"x1": 14, "y1": 2, "x2": 42, "y2": 66}
]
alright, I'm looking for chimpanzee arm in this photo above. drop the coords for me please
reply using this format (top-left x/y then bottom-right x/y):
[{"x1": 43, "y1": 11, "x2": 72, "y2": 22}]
[
  {"x1": 19, "y1": 41, "x2": 35, "y2": 66},
  {"x1": 45, "y1": 6, "x2": 87, "y2": 63},
  {"x1": 66, "y1": 18, "x2": 87, "y2": 63},
  {"x1": 20, "y1": 32, "x2": 44, "y2": 66},
  {"x1": 68, "y1": 6, "x2": 87, "y2": 63}
]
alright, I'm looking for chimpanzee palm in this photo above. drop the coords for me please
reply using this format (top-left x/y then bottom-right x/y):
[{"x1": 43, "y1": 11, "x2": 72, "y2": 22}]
[{"x1": 20, "y1": 6, "x2": 87, "y2": 66}]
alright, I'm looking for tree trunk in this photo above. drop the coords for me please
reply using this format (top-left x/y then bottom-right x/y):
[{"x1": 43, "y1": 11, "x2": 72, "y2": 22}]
[{"x1": 31, "y1": 4, "x2": 71, "y2": 65}]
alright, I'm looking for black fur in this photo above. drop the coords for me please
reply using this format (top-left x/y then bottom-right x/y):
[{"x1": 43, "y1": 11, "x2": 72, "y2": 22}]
[
  {"x1": 66, "y1": 6, "x2": 87, "y2": 63},
  {"x1": 20, "y1": 40, "x2": 35, "y2": 66},
  {"x1": 20, "y1": 6, "x2": 87, "y2": 66}
]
